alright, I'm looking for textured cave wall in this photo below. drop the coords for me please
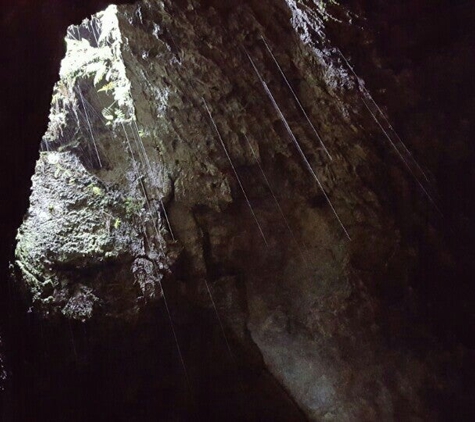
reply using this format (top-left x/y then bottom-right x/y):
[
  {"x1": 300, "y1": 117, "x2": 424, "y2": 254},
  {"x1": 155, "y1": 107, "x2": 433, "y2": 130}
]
[
  {"x1": 322, "y1": 2, "x2": 475, "y2": 417},
  {"x1": 3, "y1": 0, "x2": 474, "y2": 421},
  {"x1": 0, "y1": 0, "x2": 138, "y2": 405}
]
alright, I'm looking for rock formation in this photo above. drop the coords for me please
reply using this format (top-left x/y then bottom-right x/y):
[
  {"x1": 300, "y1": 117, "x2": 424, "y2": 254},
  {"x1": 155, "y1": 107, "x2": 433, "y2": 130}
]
[{"x1": 8, "y1": 1, "x2": 474, "y2": 420}]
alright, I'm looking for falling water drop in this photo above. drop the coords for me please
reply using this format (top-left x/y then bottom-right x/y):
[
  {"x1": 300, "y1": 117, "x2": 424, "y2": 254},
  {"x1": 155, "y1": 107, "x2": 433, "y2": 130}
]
[
  {"x1": 245, "y1": 47, "x2": 351, "y2": 240},
  {"x1": 260, "y1": 35, "x2": 333, "y2": 161},
  {"x1": 202, "y1": 97, "x2": 269, "y2": 246}
]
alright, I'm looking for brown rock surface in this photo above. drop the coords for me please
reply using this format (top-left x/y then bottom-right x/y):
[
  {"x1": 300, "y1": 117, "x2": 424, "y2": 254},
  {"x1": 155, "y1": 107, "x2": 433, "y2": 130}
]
[{"x1": 5, "y1": 1, "x2": 474, "y2": 420}]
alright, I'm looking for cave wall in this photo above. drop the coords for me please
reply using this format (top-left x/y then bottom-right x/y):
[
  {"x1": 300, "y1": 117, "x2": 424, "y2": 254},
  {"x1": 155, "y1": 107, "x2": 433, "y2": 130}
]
[{"x1": 1, "y1": 1, "x2": 474, "y2": 421}]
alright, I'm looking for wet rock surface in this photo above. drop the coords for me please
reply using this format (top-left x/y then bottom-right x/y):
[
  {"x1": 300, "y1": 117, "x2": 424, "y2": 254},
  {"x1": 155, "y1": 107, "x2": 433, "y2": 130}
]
[{"x1": 3, "y1": 0, "x2": 474, "y2": 421}]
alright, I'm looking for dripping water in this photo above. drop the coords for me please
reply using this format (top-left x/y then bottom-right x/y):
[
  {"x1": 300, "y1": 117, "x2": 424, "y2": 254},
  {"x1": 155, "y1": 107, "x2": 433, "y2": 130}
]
[
  {"x1": 202, "y1": 97, "x2": 269, "y2": 246},
  {"x1": 244, "y1": 46, "x2": 351, "y2": 240},
  {"x1": 260, "y1": 35, "x2": 333, "y2": 161},
  {"x1": 244, "y1": 134, "x2": 310, "y2": 267},
  {"x1": 336, "y1": 48, "x2": 441, "y2": 213},
  {"x1": 76, "y1": 87, "x2": 103, "y2": 169}
]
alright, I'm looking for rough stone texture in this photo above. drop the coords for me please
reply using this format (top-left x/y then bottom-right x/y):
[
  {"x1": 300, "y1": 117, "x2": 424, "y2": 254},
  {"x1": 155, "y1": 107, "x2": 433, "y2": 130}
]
[
  {"x1": 0, "y1": 335, "x2": 6, "y2": 391},
  {"x1": 12, "y1": 1, "x2": 468, "y2": 420}
]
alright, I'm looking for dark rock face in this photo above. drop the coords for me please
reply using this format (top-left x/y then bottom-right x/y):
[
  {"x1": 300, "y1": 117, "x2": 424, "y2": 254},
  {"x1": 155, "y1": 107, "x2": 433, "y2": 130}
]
[{"x1": 4, "y1": 0, "x2": 474, "y2": 421}]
